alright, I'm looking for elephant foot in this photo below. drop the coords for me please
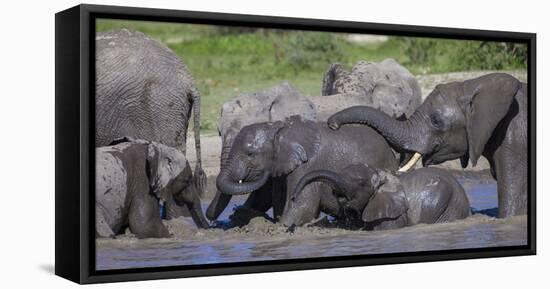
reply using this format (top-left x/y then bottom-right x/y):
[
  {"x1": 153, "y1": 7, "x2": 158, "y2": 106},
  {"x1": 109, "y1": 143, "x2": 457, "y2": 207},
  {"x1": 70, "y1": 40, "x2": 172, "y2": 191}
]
[{"x1": 286, "y1": 224, "x2": 297, "y2": 234}]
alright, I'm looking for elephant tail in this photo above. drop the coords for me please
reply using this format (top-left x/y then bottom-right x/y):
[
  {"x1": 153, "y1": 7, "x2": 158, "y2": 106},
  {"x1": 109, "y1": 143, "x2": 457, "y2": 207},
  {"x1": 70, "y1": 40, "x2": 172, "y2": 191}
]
[{"x1": 190, "y1": 86, "x2": 202, "y2": 169}]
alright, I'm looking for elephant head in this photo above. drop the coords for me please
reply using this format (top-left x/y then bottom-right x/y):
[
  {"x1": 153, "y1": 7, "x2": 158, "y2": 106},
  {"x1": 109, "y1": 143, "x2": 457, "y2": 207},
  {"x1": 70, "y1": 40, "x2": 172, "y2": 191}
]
[
  {"x1": 206, "y1": 84, "x2": 317, "y2": 221},
  {"x1": 216, "y1": 116, "x2": 321, "y2": 198},
  {"x1": 328, "y1": 73, "x2": 521, "y2": 170},
  {"x1": 290, "y1": 164, "x2": 383, "y2": 220},
  {"x1": 291, "y1": 163, "x2": 408, "y2": 228},
  {"x1": 145, "y1": 141, "x2": 210, "y2": 229}
]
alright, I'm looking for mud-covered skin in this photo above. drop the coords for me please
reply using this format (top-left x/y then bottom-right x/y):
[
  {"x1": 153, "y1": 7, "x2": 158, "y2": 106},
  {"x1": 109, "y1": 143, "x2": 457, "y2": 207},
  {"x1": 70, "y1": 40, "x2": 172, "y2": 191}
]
[
  {"x1": 214, "y1": 116, "x2": 398, "y2": 227},
  {"x1": 95, "y1": 29, "x2": 206, "y2": 217},
  {"x1": 328, "y1": 73, "x2": 527, "y2": 218},
  {"x1": 95, "y1": 138, "x2": 209, "y2": 239},
  {"x1": 292, "y1": 165, "x2": 470, "y2": 230},
  {"x1": 320, "y1": 59, "x2": 422, "y2": 118},
  {"x1": 206, "y1": 83, "x2": 317, "y2": 221}
]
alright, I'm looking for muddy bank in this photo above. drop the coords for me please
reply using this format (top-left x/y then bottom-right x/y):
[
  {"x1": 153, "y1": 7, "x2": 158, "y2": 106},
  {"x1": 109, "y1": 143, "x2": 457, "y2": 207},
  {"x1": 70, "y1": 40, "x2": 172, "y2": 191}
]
[{"x1": 96, "y1": 174, "x2": 527, "y2": 270}]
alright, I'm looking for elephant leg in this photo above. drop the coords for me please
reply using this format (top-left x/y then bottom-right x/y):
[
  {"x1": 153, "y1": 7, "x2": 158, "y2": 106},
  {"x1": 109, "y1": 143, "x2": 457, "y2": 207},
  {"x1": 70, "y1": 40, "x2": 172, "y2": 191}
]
[
  {"x1": 280, "y1": 182, "x2": 323, "y2": 227},
  {"x1": 96, "y1": 208, "x2": 115, "y2": 238},
  {"x1": 227, "y1": 182, "x2": 274, "y2": 227},
  {"x1": 271, "y1": 177, "x2": 286, "y2": 220},
  {"x1": 494, "y1": 149, "x2": 527, "y2": 217},
  {"x1": 129, "y1": 194, "x2": 171, "y2": 238},
  {"x1": 164, "y1": 196, "x2": 191, "y2": 220},
  {"x1": 242, "y1": 180, "x2": 274, "y2": 213}
]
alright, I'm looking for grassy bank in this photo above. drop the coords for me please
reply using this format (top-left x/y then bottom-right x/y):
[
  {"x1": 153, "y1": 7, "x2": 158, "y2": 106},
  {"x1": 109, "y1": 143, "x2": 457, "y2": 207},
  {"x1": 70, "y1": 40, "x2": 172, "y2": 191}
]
[{"x1": 97, "y1": 19, "x2": 527, "y2": 133}]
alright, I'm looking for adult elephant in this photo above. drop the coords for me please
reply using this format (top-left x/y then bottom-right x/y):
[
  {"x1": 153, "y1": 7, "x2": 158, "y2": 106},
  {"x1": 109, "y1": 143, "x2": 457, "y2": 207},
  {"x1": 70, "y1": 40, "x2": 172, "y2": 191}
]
[
  {"x1": 215, "y1": 115, "x2": 398, "y2": 227},
  {"x1": 328, "y1": 73, "x2": 527, "y2": 217},
  {"x1": 292, "y1": 165, "x2": 470, "y2": 230},
  {"x1": 206, "y1": 82, "x2": 317, "y2": 221},
  {"x1": 96, "y1": 29, "x2": 205, "y2": 218}
]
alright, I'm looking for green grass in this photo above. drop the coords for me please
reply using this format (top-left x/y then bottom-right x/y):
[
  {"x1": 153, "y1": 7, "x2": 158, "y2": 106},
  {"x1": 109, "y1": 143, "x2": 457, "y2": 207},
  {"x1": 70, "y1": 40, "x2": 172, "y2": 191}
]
[{"x1": 97, "y1": 19, "x2": 527, "y2": 133}]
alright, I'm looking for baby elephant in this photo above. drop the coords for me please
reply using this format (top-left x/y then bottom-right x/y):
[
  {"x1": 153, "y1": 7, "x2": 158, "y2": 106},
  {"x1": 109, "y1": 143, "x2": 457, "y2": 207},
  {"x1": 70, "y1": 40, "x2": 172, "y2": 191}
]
[
  {"x1": 96, "y1": 137, "x2": 209, "y2": 238},
  {"x1": 292, "y1": 165, "x2": 470, "y2": 230}
]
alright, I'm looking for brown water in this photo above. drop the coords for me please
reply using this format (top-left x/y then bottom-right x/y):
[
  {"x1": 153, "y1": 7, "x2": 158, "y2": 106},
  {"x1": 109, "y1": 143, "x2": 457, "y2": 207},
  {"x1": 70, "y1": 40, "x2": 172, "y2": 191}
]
[{"x1": 96, "y1": 174, "x2": 527, "y2": 270}]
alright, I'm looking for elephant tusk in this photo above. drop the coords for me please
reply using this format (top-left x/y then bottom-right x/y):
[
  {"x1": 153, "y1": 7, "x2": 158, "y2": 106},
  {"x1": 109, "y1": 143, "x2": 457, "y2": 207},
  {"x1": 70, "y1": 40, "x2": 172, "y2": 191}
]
[
  {"x1": 398, "y1": 152, "x2": 422, "y2": 172},
  {"x1": 238, "y1": 179, "x2": 243, "y2": 184}
]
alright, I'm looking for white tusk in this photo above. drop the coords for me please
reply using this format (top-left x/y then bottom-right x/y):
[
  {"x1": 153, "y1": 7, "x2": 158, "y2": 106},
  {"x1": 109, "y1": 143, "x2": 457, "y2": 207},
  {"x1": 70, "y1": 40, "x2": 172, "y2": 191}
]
[
  {"x1": 398, "y1": 152, "x2": 422, "y2": 172},
  {"x1": 239, "y1": 179, "x2": 243, "y2": 184}
]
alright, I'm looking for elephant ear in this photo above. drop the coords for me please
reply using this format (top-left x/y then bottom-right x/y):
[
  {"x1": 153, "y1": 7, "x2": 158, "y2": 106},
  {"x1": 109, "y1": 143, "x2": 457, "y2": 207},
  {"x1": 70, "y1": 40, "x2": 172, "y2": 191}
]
[
  {"x1": 272, "y1": 116, "x2": 321, "y2": 177},
  {"x1": 458, "y1": 73, "x2": 520, "y2": 166},
  {"x1": 362, "y1": 172, "x2": 408, "y2": 223},
  {"x1": 321, "y1": 63, "x2": 344, "y2": 96}
]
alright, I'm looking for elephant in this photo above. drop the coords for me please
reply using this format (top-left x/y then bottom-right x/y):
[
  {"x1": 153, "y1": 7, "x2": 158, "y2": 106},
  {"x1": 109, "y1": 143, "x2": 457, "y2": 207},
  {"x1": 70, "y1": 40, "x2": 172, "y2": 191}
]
[
  {"x1": 291, "y1": 165, "x2": 471, "y2": 230},
  {"x1": 95, "y1": 137, "x2": 209, "y2": 239},
  {"x1": 206, "y1": 82, "x2": 317, "y2": 221},
  {"x1": 328, "y1": 73, "x2": 527, "y2": 217},
  {"x1": 95, "y1": 29, "x2": 206, "y2": 219},
  {"x1": 316, "y1": 59, "x2": 422, "y2": 119},
  {"x1": 215, "y1": 115, "x2": 399, "y2": 227}
]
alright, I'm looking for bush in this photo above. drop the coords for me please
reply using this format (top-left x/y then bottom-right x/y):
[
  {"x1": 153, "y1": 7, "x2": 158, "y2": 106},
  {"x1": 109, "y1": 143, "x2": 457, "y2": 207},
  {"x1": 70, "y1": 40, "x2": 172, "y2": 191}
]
[
  {"x1": 285, "y1": 32, "x2": 343, "y2": 72},
  {"x1": 396, "y1": 37, "x2": 527, "y2": 73}
]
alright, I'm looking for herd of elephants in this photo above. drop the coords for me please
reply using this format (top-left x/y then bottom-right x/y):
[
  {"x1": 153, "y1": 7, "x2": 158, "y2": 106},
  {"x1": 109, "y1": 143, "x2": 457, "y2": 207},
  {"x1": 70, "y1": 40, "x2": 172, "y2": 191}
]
[{"x1": 95, "y1": 29, "x2": 528, "y2": 239}]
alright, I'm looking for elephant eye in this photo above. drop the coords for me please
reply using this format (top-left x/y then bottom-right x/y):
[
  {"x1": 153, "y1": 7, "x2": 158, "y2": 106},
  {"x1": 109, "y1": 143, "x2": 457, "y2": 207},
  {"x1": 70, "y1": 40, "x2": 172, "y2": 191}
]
[
  {"x1": 430, "y1": 114, "x2": 444, "y2": 129},
  {"x1": 167, "y1": 158, "x2": 173, "y2": 170}
]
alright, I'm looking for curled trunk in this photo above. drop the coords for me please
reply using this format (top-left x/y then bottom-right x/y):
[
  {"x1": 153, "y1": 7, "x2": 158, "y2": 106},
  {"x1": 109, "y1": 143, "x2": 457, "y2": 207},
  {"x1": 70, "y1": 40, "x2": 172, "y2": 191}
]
[
  {"x1": 216, "y1": 170, "x2": 270, "y2": 196},
  {"x1": 291, "y1": 170, "x2": 350, "y2": 201}
]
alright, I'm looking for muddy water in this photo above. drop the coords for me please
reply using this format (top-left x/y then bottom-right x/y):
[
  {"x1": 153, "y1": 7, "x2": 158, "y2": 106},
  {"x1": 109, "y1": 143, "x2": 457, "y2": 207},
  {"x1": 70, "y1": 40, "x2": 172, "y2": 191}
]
[{"x1": 96, "y1": 173, "x2": 527, "y2": 270}]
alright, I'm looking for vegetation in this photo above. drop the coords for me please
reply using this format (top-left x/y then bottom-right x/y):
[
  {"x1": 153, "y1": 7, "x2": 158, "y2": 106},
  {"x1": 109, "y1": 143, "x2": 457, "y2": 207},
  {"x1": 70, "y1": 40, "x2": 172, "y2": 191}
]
[{"x1": 97, "y1": 19, "x2": 527, "y2": 133}]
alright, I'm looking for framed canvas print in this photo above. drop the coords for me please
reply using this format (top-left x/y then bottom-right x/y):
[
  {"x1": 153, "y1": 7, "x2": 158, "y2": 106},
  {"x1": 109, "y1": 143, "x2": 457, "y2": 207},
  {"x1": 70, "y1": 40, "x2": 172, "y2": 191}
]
[{"x1": 55, "y1": 4, "x2": 536, "y2": 284}]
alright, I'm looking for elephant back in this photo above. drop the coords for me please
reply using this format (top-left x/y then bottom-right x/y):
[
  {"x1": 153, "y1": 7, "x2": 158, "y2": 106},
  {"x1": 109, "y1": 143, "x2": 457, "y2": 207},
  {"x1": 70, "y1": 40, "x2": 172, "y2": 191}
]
[
  {"x1": 316, "y1": 59, "x2": 422, "y2": 119},
  {"x1": 95, "y1": 29, "x2": 198, "y2": 151},
  {"x1": 218, "y1": 82, "x2": 317, "y2": 146}
]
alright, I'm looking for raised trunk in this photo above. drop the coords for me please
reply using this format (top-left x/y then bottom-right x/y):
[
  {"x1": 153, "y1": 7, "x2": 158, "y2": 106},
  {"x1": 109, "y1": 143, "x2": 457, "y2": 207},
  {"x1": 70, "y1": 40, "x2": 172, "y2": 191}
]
[
  {"x1": 216, "y1": 170, "x2": 270, "y2": 196},
  {"x1": 328, "y1": 106, "x2": 426, "y2": 154},
  {"x1": 291, "y1": 170, "x2": 350, "y2": 201}
]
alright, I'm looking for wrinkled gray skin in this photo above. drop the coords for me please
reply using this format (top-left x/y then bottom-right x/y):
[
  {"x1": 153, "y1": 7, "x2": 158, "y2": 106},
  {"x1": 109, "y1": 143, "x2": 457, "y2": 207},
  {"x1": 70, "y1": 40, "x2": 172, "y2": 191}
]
[
  {"x1": 328, "y1": 73, "x2": 527, "y2": 218},
  {"x1": 95, "y1": 137, "x2": 209, "y2": 239},
  {"x1": 292, "y1": 165, "x2": 470, "y2": 230},
  {"x1": 96, "y1": 29, "x2": 206, "y2": 219},
  {"x1": 215, "y1": 116, "x2": 398, "y2": 227},
  {"x1": 206, "y1": 83, "x2": 317, "y2": 221},
  {"x1": 319, "y1": 59, "x2": 422, "y2": 119}
]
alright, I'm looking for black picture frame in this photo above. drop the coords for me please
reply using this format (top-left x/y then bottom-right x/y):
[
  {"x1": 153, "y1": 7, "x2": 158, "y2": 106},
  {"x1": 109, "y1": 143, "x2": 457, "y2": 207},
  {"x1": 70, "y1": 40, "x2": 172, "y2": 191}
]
[{"x1": 55, "y1": 4, "x2": 536, "y2": 284}]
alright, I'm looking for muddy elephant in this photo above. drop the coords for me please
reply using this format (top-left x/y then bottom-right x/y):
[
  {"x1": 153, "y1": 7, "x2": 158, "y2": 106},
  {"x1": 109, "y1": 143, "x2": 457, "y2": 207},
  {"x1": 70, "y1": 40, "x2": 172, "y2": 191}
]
[
  {"x1": 95, "y1": 137, "x2": 209, "y2": 239},
  {"x1": 206, "y1": 82, "x2": 317, "y2": 221},
  {"x1": 215, "y1": 115, "x2": 399, "y2": 227},
  {"x1": 316, "y1": 59, "x2": 422, "y2": 119},
  {"x1": 292, "y1": 165, "x2": 470, "y2": 230},
  {"x1": 328, "y1": 73, "x2": 527, "y2": 217},
  {"x1": 96, "y1": 29, "x2": 206, "y2": 218}
]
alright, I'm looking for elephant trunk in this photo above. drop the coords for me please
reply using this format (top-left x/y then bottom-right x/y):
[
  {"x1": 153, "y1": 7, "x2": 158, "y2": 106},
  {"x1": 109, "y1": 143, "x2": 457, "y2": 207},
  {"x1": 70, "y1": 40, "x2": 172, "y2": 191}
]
[
  {"x1": 216, "y1": 169, "x2": 270, "y2": 196},
  {"x1": 291, "y1": 170, "x2": 350, "y2": 201},
  {"x1": 188, "y1": 192, "x2": 210, "y2": 229},
  {"x1": 328, "y1": 106, "x2": 427, "y2": 171},
  {"x1": 206, "y1": 139, "x2": 233, "y2": 220}
]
